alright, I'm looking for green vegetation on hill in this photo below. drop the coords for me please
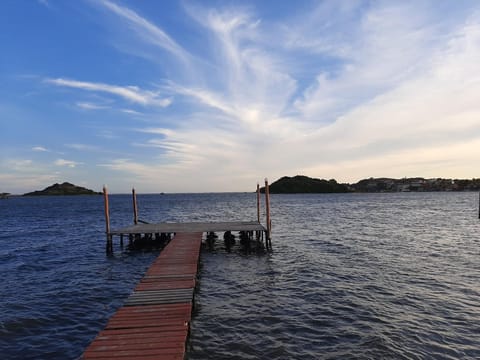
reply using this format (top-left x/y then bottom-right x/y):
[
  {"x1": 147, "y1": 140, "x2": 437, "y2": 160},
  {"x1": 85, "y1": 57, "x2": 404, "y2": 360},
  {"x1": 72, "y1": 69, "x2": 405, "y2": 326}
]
[
  {"x1": 23, "y1": 182, "x2": 101, "y2": 196},
  {"x1": 261, "y1": 175, "x2": 350, "y2": 194}
]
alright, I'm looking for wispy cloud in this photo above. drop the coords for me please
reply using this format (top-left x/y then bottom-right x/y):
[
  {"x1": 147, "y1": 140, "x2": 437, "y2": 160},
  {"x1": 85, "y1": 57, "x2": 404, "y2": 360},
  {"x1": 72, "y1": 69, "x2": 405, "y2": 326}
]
[
  {"x1": 46, "y1": 78, "x2": 172, "y2": 107},
  {"x1": 121, "y1": 108, "x2": 144, "y2": 115},
  {"x1": 76, "y1": 102, "x2": 110, "y2": 110},
  {"x1": 32, "y1": 146, "x2": 48, "y2": 152},
  {"x1": 54, "y1": 158, "x2": 82, "y2": 168},
  {"x1": 37, "y1": 0, "x2": 51, "y2": 8},
  {"x1": 98, "y1": 0, "x2": 190, "y2": 63},
  {"x1": 65, "y1": 143, "x2": 99, "y2": 151}
]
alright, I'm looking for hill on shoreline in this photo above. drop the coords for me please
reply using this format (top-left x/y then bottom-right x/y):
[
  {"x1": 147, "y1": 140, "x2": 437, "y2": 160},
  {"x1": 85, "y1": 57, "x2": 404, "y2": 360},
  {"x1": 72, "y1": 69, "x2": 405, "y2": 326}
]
[
  {"x1": 260, "y1": 175, "x2": 350, "y2": 194},
  {"x1": 23, "y1": 182, "x2": 101, "y2": 196}
]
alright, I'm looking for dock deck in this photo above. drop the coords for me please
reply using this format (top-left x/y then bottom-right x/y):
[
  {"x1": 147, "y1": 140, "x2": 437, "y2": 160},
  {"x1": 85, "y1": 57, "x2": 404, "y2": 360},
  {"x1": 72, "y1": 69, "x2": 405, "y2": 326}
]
[{"x1": 83, "y1": 232, "x2": 202, "y2": 360}]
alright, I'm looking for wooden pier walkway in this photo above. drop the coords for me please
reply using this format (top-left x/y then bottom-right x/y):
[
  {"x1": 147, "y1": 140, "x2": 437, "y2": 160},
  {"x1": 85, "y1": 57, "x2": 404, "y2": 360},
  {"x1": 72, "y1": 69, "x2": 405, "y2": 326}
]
[{"x1": 83, "y1": 232, "x2": 202, "y2": 360}]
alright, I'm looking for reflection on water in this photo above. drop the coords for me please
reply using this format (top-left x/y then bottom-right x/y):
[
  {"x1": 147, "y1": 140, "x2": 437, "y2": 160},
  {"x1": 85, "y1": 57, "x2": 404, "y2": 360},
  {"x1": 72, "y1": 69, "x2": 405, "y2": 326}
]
[{"x1": 1, "y1": 192, "x2": 479, "y2": 359}]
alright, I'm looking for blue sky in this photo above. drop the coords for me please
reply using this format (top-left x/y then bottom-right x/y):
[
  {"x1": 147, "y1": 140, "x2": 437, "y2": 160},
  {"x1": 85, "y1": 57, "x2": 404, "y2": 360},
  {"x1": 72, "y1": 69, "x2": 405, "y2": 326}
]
[{"x1": 1, "y1": 0, "x2": 480, "y2": 193}]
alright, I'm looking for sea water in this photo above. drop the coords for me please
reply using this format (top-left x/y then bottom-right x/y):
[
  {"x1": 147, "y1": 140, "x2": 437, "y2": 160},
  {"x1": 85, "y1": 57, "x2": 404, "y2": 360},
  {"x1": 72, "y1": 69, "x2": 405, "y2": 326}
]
[{"x1": 0, "y1": 192, "x2": 479, "y2": 359}]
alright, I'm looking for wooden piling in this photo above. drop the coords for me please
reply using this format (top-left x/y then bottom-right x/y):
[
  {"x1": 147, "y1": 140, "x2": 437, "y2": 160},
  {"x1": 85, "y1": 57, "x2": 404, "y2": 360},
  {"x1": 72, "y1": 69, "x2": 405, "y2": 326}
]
[
  {"x1": 478, "y1": 191, "x2": 480, "y2": 219},
  {"x1": 132, "y1": 188, "x2": 138, "y2": 225},
  {"x1": 256, "y1": 183, "x2": 260, "y2": 223},
  {"x1": 264, "y1": 178, "x2": 271, "y2": 250},
  {"x1": 103, "y1": 186, "x2": 112, "y2": 253}
]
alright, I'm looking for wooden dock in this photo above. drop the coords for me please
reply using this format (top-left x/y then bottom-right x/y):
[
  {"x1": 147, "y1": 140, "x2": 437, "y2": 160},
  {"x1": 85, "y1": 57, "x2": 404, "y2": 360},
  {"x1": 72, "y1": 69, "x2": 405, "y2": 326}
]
[
  {"x1": 83, "y1": 232, "x2": 202, "y2": 360},
  {"x1": 87, "y1": 181, "x2": 273, "y2": 358},
  {"x1": 102, "y1": 180, "x2": 273, "y2": 254}
]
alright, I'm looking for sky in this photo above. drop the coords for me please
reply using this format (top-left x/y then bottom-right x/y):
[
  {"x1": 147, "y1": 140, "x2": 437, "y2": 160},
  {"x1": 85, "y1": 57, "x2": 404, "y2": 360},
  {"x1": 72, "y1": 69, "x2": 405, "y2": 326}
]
[{"x1": 1, "y1": 0, "x2": 480, "y2": 194}]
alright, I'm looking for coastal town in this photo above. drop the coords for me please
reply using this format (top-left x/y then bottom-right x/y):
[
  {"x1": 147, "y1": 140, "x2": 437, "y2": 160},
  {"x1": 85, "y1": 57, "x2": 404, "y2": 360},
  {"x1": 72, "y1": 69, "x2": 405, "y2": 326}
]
[{"x1": 351, "y1": 177, "x2": 480, "y2": 192}]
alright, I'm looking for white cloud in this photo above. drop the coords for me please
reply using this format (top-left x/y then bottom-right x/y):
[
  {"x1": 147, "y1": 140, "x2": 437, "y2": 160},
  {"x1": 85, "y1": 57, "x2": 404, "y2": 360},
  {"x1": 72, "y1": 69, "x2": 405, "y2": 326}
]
[
  {"x1": 32, "y1": 146, "x2": 48, "y2": 152},
  {"x1": 121, "y1": 108, "x2": 143, "y2": 115},
  {"x1": 76, "y1": 102, "x2": 109, "y2": 110},
  {"x1": 46, "y1": 78, "x2": 172, "y2": 107},
  {"x1": 54, "y1": 159, "x2": 82, "y2": 168}
]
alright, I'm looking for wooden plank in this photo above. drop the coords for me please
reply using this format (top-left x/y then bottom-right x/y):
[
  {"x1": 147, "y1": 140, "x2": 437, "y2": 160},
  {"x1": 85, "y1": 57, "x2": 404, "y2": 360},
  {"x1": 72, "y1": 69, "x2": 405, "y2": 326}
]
[
  {"x1": 84, "y1": 347, "x2": 185, "y2": 358},
  {"x1": 124, "y1": 299, "x2": 192, "y2": 306},
  {"x1": 96, "y1": 325, "x2": 188, "y2": 336},
  {"x1": 96, "y1": 330, "x2": 187, "y2": 341},
  {"x1": 84, "y1": 355, "x2": 184, "y2": 360},
  {"x1": 87, "y1": 339, "x2": 187, "y2": 351},
  {"x1": 114, "y1": 303, "x2": 191, "y2": 312},
  {"x1": 135, "y1": 280, "x2": 195, "y2": 291},
  {"x1": 129, "y1": 289, "x2": 193, "y2": 296}
]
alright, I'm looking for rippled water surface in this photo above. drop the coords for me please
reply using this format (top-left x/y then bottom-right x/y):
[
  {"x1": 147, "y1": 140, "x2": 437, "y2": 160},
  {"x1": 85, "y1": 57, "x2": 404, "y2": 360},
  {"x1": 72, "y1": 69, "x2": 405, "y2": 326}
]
[{"x1": 1, "y1": 192, "x2": 479, "y2": 359}]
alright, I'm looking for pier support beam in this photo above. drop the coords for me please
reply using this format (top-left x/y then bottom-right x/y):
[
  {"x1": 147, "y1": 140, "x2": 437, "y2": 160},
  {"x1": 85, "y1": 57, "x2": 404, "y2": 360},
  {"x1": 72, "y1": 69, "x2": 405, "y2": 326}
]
[
  {"x1": 257, "y1": 183, "x2": 260, "y2": 223},
  {"x1": 478, "y1": 191, "x2": 480, "y2": 219},
  {"x1": 103, "y1": 186, "x2": 113, "y2": 254},
  {"x1": 264, "y1": 178, "x2": 272, "y2": 250},
  {"x1": 132, "y1": 188, "x2": 138, "y2": 225}
]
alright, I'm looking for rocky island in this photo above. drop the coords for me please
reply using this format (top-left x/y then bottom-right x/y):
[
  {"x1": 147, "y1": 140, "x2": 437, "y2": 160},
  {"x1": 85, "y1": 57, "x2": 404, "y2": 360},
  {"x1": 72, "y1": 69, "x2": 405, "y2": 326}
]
[{"x1": 23, "y1": 182, "x2": 101, "y2": 196}]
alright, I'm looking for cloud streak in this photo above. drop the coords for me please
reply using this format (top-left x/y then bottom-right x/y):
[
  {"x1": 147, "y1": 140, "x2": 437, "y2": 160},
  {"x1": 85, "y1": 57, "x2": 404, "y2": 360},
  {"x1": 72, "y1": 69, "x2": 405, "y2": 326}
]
[
  {"x1": 46, "y1": 78, "x2": 172, "y2": 107},
  {"x1": 98, "y1": 0, "x2": 190, "y2": 63},
  {"x1": 32, "y1": 146, "x2": 48, "y2": 152}
]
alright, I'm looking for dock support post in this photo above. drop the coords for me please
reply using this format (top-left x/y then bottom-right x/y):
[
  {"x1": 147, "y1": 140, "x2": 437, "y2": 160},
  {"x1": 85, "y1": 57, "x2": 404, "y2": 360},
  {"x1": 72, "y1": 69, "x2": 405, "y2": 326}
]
[
  {"x1": 265, "y1": 178, "x2": 272, "y2": 250},
  {"x1": 478, "y1": 191, "x2": 480, "y2": 219},
  {"x1": 103, "y1": 185, "x2": 113, "y2": 254},
  {"x1": 132, "y1": 188, "x2": 138, "y2": 225},
  {"x1": 257, "y1": 183, "x2": 260, "y2": 223}
]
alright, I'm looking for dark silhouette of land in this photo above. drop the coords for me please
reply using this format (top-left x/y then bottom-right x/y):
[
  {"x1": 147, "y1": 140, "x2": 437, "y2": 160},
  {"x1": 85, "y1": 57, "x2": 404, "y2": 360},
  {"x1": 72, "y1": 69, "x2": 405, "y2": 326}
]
[
  {"x1": 261, "y1": 175, "x2": 349, "y2": 193},
  {"x1": 23, "y1": 182, "x2": 101, "y2": 196},
  {"x1": 261, "y1": 175, "x2": 480, "y2": 193}
]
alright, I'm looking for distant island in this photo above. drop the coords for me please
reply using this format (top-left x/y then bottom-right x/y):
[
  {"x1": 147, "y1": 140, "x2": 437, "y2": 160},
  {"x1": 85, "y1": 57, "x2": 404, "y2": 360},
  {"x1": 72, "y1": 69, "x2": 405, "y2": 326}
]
[
  {"x1": 23, "y1": 182, "x2": 101, "y2": 196},
  {"x1": 261, "y1": 175, "x2": 480, "y2": 193},
  {"x1": 261, "y1": 175, "x2": 350, "y2": 193}
]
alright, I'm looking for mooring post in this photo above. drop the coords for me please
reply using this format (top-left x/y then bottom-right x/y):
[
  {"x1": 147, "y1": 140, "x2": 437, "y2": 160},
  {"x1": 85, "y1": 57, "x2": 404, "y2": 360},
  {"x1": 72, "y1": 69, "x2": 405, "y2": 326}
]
[
  {"x1": 478, "y1": 191, "x2": 480, "y2": 219},
  {"x1": 265, "y1": 178, "x2": 271, "y2": 250},
  {"x1": 103, "y1": 185, "x2": 112, "y2": 253},
  {"x1": 256, "y1": 182, "x2": 260, "y2": 223},
  {"x1": 132, "y1": 187, "x2": 138, "y2": 225}
]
